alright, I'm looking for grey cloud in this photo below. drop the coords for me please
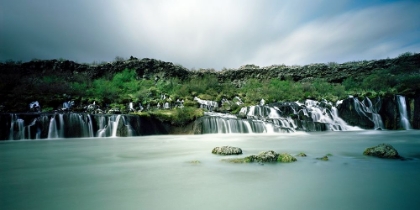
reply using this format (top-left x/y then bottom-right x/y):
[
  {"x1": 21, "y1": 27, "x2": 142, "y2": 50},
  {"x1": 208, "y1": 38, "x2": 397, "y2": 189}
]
[
  {"x1": 1, "y1": 0, "x2": 419, "y2": 70},
  {"x1": 249, "y1": 1, "x2": 420, "y2": 66}
]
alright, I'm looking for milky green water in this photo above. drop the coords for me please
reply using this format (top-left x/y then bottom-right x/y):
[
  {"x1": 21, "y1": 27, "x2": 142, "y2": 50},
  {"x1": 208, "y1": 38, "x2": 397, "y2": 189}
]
[{"x1": 1, "y1": 131, "x2": 420, "y2": 210}]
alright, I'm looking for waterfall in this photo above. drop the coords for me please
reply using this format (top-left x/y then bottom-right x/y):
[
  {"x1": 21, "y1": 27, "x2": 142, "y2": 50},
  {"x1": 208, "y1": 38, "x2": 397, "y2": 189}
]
[
  {"x1": 199, "y1": 115, "x2": 293, "y2": 134},
  {"x1": 194, "y1": 97, "x2": 218, "y2": 111},
  {"x1": 27, "y1": 119, "x2": 39, "y2": 139},
  {"x1": 48, "y1": 116, "x2": 59, "y2": 139},
  {"x1": 58, "y1": 114, "x2": 64, "y2": 138},
  {"x1": 303, "y1": 99, "x2": 359, "y2": 131},
  {"x1": 348, "y1": 97, "x2": 384, "y2": 130},
  {"x1": 97, "y1": 116, "x2": 108, "y2": 137},
  {"x1": 396, "y1": 95, "x2": 411, "y2": 130},
  {"x1": 111, "y1": 115, "x2": 121, "y2": 137},
  {"x1": 2, "y1": 113, "x2": 142, "y2": 140},
  {"x1": 9, "y1": 114, "x2": 25, "y2": 140},
  {"x1": 362, "y1": 98, "x2": 384, "y2": 130},
  {"x1": 87, "y1": 114, "x2": 94, "y2": 137}
]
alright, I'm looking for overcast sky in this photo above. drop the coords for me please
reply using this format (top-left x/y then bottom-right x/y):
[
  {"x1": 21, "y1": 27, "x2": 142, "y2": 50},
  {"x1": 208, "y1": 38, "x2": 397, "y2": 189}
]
[{"x1": 1, "y1": 0, "x2": 419, "y2": 70}]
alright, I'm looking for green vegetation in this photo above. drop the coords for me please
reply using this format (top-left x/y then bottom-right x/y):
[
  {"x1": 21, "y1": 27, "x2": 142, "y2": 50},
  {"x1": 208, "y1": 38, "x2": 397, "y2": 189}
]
[
  {"x1": 148, "y1": 107, "x2": 204, "y2": 126},
  {"x1": 1, "y1": 52, "x2": 419, "y2": 125},
  {"x1": 277, "y1": 153, "x2": 297, "y2": 163},
  {"x1": 342, "y1": 54, "x2": 420, "y2": 97}
]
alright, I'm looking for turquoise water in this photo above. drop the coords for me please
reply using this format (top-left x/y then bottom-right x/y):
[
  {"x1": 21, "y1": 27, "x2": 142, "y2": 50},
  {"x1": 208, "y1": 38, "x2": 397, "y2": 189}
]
[{"x1": 1, "y1": 131, "x2": 420, "y2": 210}]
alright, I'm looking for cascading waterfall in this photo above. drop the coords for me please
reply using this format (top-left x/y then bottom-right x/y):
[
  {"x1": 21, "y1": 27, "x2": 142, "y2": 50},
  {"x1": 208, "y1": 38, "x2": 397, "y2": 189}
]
[
  {"x1": 111, "y1": 115, "x2": 121, "y2": 137},
  {"x1": 200, "y1": 110, "x2": 295, "y2": 134},
  {"x1": 121, "y1": 116, "x2": 135, "y2": 136},
  {"x1": 238, "y1": 99, "x2": 359, "y2": 132},
  {"x1": 362, "y1": 97, "x2": 384, "y2": 130},
  {"x1": 200, "y1": 116, "x2": 277, "y2": 134},
  {"x1": 9, "y1": 114, "x2": 25, "y2": 140},
  {"x1": 47, "y1": 116, "x2": 59, "y2": 139},
  {"x1": 58, "y1": 114, "x2": 64, "y2": 138},
  {"x1": 396, "y1": 95, "x2": 411, "y2": 130},
  {"x1": 87, "y1": 114, "x2": 94, "y2": 137},
  {"x1": 96, "y1": 115, "x2": 107, "y2": 137},
  {"x1": 347, "y1": 97, "x2": 384, "y2": 130},
  {"x1": 2, "y1": 113, "x2": 137, "y2": 140}
]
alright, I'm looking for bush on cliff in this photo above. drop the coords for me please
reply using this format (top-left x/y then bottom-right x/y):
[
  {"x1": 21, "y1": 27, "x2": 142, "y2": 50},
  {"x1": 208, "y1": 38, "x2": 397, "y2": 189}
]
[{"x1": 149, "y1": 107, "x2": 204, "y2": 126}]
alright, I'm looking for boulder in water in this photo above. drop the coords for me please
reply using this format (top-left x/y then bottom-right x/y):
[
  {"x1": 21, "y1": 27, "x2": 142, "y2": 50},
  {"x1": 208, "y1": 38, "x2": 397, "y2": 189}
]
[
  {"x1": 296, "y1": 152, "x2": 307, "y2": 157},
  {"x1": 316, "y1": 156, "x2": 329, "y2": 161},
  {"x1": 363, "y1": 143, "x2": 400, "y2": 159},
  {"x1": 222, "y1": 151, "x2": 298, "y2": 164},
  {"x1": 212, "y1": 146, "x2": 242, "y2": 155},
  {"x1": 221, "y1": 156, "x2": 254, "y2": 163},
  {"x1": 252, "y1": 150, "x2": 278, "y2": 163},
  {"x1": 277, "y1": 153, "x2": 297, "y2": 163}
]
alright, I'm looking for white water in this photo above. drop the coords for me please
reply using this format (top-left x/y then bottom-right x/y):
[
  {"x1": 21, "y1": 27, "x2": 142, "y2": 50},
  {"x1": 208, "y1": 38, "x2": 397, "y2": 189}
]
[
  {"x1": 8, "y1": 114, "x2": 25, "y2": 140},
  {"x1": 1, "y1": 131, "x2": 419, "y2": 210},
  {"x1": 397, "y1": 95, "x2": 411, "y2": 130},
  {"x1": 352, "y1": 97, "x2": 384, "y2": 130},
  {"x1": 111, "y1": 115, "x2": 121, "y2": 137},
  {"x1": 87, "y1": 114, "x2": 94, "y2": 137},
  {"x1": 58, "y1": 114, "x2": 64, "y2": 138},
  {"x1": 47, "y1": 117, "x2": 59, "y2": 139}
]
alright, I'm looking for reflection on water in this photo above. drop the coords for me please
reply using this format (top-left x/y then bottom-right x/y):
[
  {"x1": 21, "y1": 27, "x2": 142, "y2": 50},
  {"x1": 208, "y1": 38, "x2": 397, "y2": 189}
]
[{"x1": 1, "y1": 131, "x2": 420, "y2": 210}]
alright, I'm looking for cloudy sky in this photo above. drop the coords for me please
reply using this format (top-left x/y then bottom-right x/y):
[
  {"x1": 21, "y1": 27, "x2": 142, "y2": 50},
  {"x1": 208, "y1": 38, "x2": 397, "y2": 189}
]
[{"x1": 1, "y1": 0, "x2": 419, "y2": 70}]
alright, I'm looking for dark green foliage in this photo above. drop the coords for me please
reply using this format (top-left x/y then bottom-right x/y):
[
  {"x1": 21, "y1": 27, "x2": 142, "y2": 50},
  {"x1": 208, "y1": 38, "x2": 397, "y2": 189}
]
[
  {"x1": 1, "y1": 52, "x2": 418, "y2": 114},
  {"x1": 341, "y1": 62, "x2": 420, "y2": 97},
  {"x1": 149, "y1": 107, "x2": 204, "y2": 126}
]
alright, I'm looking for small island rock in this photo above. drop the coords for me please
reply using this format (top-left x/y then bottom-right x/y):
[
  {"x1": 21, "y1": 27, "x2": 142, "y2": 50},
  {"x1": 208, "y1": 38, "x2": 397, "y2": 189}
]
[
  {"x1": 296, "y1": 152, "x2": 307, "y2": 157},
  {"x1": 278, "y1": 153, "x2": 297, "y2": 163},
  {"x1": 363, "y1": 143, "x2": 400, "y2": 159},
  {"x1": 212, "y1": 146, "x2": 242, "y2": 155},
  {"x1": 316, "y1": 156, "x2": 329, "y2": 161},
  {"x1": 243, "y1": 150, "x2": 279, "y2": 163}
]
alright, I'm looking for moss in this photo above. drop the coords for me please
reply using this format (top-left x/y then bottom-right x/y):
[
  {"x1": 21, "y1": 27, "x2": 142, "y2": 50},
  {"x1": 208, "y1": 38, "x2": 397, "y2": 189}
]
[
  {"x1": 187, "y1": 160, "x2": 201, "y2": 164},
  {"x1": 222, "y1": 156, "x2": 254, "y2": 163},
  {"x1": 150, "y1": 107, "x2": 204, "y2": 126},
  {"x1": 277, "y1": 153, "x2": 297, "y2": 163},
  {"x1": 316, "y1": 156, "x2": 329, "y2": 161},
  {"x1": 296, "y1": 152, "x2": 307, "y2": 157}
]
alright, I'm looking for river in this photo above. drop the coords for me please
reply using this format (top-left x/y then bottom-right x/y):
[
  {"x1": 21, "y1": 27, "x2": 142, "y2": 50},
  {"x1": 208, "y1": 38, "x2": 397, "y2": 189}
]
[{"x1": 1, "y1": 131, "x2": 420, "y2": 210}]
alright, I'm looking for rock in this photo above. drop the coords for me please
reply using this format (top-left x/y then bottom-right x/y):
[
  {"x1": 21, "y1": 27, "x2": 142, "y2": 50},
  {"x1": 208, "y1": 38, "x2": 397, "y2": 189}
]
[
  {"x1": 277, "y1": 153, "x2": 297, "y2": 163},
  {"x1": 252, "y1": 150, "x2": 278, "y2": 163},
  {"x1": 363, "y1": 143, "x2": 400, "y2": 159},
  {"x1": 337, "y1": 97, "x2": 375, "y2": 129},
  {"x1": 212, "y1": 146, "x2": 242, "y2": 155},
  {"x1": 296, "y1": 152, "x2": 307, "y2": 157},
  {"x1": 316, "y1": 156, "x2": 329, "y2": 161},
  {"x1": 222, "y1": 151, "x2": 299, "y2": 164},
  {"x1": 221, "y1": 156, "x2": 254, "y2": 164}
]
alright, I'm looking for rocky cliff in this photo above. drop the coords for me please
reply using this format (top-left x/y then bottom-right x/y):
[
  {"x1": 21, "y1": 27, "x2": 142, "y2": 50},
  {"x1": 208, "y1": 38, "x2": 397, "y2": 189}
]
[
  {"x1": 1, "y1": 53, "x2": 419, "y2": 130},
  {"x1": 2, "y1": 53, "x2": 419, "y2": 86}
]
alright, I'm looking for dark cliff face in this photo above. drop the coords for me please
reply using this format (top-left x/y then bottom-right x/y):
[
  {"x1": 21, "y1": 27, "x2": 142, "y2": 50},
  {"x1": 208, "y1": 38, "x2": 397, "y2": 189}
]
[
  {"x1": 1, "y1": 54, "x2": 419, "y2": 129},
  {"x1": 414, "y1": 94, "x2": 420, "y2": 129},
  {"x1": 337, "y1": 93, "x2": 420, "y2": 130},
  {"x1": 379, "y1": 97, "x2": 399, "y2": 130},
  {"x1": 2, "y1": 53, "x2": 419, "y2": 86}
]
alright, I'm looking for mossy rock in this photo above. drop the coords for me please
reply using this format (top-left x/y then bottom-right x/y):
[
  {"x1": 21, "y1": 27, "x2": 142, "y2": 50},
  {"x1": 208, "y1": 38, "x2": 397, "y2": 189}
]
[
  {"x1": 277, "y1": 153, "x2": 297, "y2": 163},
  {"x1": 253, "y1": 151, "x2": 278, "y2": 163},
  {"x1": 296, "y1": 152, "x2": 307, "y2": 157},
  {"x1": 363, "y1": 143, "x2": 400, "y2": 159},
  {"x1": 212, "y1": 146, "x2": 242, "y2": 155},
  {"x1": 316, "y1": 156, "x2": 329, "y2": 161},
  {"x1": 221, "y1": 156, "x2": 254, "y2": 163}
]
